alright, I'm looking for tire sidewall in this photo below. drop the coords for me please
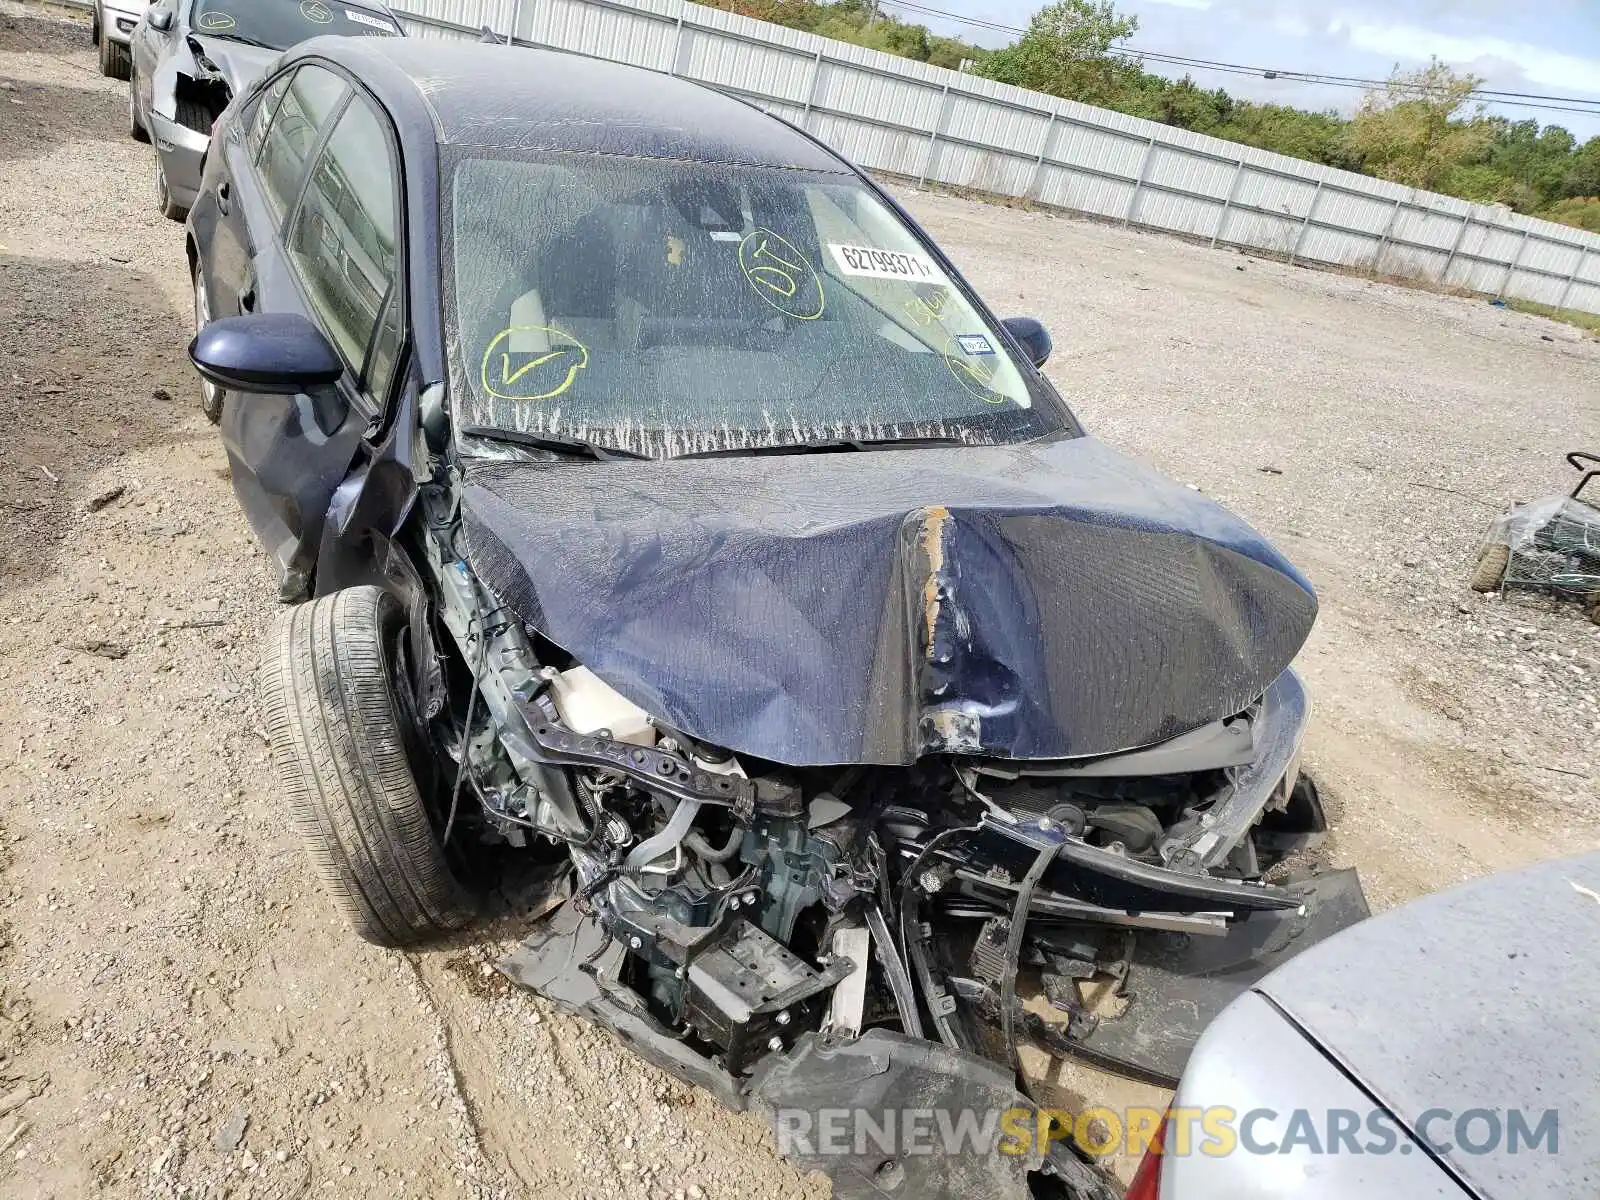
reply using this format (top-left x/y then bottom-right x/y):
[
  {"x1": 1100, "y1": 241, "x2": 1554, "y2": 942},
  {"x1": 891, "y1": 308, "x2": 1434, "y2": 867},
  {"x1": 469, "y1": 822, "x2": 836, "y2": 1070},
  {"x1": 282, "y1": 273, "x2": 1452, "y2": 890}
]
[
  {"x1": 364, "y1": 591, "x2": 476, "y2": 911},
  {"x1": 262, "y1": 586, "x2": 477, "y2": 945},
  {"x1": 192, "y1": 265, "x2": 224, "y2": 422}
]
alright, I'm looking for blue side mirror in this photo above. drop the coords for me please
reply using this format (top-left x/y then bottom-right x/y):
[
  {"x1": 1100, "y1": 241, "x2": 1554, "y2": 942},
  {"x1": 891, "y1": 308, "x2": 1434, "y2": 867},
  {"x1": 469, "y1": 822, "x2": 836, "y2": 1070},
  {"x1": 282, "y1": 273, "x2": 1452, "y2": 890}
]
[
  {"x1": 188, "y1": 313, "x2": 343, "y2": 395},
  {"x1": 1002, "y1": 316, "x2": 1052, "y2": 368}
]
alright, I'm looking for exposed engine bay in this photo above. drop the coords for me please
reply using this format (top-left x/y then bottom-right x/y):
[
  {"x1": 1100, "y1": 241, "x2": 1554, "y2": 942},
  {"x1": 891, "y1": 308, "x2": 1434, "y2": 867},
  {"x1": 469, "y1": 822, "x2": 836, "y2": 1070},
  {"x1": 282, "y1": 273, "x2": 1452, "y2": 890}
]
[{"x1": 408, "y1": 463, "x2": 1370, "y2": 1200}]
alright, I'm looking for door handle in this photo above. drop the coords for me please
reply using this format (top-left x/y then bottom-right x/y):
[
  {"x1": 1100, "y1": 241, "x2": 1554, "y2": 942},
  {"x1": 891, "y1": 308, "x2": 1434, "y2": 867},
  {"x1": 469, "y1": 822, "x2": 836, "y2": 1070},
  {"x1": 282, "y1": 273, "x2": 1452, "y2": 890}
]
[{"x1": 216, "y1": 180, "x2": 231, "y2": 215}]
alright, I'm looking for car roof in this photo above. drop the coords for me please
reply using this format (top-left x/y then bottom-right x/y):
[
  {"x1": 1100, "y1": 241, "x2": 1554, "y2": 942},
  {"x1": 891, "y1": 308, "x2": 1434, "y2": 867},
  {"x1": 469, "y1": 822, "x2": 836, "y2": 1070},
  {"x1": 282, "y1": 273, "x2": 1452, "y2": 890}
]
[{"x1": 288, "y1": 38, "x2": 851, "y2": 173}]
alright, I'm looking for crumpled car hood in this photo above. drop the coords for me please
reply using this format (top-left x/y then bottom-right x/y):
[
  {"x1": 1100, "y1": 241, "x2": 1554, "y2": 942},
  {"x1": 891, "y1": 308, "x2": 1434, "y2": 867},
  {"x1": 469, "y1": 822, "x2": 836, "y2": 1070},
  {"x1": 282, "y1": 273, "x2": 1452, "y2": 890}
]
[
  {"x1": 188, "y1": 36, "x2": 278, "y2": 92},
  {"x1": 459, "y1": 436, "x2": 1317, "y2": 766}
]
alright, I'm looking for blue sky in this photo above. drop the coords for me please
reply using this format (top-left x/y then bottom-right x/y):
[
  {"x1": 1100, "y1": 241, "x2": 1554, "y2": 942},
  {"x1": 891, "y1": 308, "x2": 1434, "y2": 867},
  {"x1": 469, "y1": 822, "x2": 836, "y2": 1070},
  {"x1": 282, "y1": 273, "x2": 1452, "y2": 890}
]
[{"x1": 894, "y1": 0, "x2": 1600, "y2": 140}]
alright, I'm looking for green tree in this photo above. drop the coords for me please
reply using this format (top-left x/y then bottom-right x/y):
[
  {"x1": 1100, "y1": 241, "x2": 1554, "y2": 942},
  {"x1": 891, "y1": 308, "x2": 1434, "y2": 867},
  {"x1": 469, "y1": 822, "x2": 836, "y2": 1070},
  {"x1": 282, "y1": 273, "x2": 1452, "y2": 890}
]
[
  {"x1": 926, "y1": 34, "x2": 978, "y2": 71},
  {"x1": 1151, "y1": 77, "x2": 1234, "y2": 132},
  {"x1": 1485, "y1": 119, "x2": 1575, "y2": 210},
  {"x1": 1215, "y1": 103, "x2": 1351, "y2": 167},
  {"x1": 1342, "y1": 59, "x2": 1492, "y2": 192},
  {"x1": 1562, "y1": 136, "x2": 1600, "y2": 198},
  {"x1": 972, "y1": 0, "x2": 1143, "y2": 106},
  {"x1": 1543, "y1": 196, "x2": 1600, "y2": 232}
]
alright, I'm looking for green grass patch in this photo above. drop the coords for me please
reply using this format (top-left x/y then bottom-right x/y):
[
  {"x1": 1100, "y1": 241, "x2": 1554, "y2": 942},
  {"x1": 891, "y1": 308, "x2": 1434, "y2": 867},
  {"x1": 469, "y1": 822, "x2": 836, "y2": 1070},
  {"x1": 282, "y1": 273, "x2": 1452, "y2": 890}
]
[{"x1": 1504, "y1": 298, "x2": 1600, "y2": 337}]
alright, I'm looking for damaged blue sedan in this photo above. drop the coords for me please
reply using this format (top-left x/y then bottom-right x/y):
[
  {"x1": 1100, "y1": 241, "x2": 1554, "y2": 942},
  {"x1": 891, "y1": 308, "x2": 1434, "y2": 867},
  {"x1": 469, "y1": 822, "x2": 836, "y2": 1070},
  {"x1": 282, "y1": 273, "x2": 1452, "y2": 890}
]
[{"x1": 184, "y1": 36, "x2": 1369, "y2": 1200}]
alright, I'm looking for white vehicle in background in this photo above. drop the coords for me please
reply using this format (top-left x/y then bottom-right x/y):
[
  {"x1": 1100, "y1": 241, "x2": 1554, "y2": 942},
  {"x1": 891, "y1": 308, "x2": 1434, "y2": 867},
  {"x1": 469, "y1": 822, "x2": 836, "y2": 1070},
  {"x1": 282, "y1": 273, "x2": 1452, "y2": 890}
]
[{"x1": 90, "y1": 0, "x2": 153, "y2": 80}]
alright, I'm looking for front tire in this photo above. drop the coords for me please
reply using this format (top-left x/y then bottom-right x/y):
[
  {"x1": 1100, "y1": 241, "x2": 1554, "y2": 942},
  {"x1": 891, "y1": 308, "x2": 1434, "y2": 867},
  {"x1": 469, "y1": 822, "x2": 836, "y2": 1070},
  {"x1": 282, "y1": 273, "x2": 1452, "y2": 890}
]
[
  {"x1": 155, "y1": 157, "x2": 186, "y2": 222},
  {"x1": 259, "y1": 587, "x2": 478, "y2": 947},
  {"x1": 128, "y1": 75, "x2": 149, "y2": 142},
  {"x1": 192, "y1": 265, "x2": 224, "y2": 423},
  {"x1": 99, "y1": 34, "x2": 130, "y2": 80}
]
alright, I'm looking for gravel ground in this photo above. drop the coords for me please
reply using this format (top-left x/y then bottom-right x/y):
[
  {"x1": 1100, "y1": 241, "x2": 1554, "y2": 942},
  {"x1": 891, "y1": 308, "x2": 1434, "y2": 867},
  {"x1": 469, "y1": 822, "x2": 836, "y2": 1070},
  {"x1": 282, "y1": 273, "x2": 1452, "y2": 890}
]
[{"x1": 1, "y1": 3, "x2": 1597, "y2": 1196}]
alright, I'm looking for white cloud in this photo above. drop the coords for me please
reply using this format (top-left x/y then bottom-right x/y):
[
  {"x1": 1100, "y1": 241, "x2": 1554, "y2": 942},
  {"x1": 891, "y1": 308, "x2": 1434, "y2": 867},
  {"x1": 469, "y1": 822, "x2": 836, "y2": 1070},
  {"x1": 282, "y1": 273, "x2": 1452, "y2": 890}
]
[
  {"x1": 1142, "y1": 0, "x2": 1213, "y2": 10},
  {"x1": 1347, "y1": 22, "x2": 1600, "y2": 94}
]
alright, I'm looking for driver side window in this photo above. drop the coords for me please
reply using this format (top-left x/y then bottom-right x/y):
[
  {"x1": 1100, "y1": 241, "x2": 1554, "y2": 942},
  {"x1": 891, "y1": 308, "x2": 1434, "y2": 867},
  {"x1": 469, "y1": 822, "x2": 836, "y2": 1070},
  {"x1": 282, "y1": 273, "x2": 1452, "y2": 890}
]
[{"x1": 286, "y1": 94, "x2": 401, "y2": 397}]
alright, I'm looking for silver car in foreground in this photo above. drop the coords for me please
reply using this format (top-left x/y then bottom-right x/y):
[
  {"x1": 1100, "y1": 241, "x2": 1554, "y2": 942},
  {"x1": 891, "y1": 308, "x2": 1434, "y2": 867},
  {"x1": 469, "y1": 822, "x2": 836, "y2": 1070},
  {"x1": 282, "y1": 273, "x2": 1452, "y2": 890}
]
[
  {"x1": 1132, "y1": 849, "x2": 1600, "y2": 1198},
  {"x1": 127, "y1": 0, "x2": 402, "y2": 220}
]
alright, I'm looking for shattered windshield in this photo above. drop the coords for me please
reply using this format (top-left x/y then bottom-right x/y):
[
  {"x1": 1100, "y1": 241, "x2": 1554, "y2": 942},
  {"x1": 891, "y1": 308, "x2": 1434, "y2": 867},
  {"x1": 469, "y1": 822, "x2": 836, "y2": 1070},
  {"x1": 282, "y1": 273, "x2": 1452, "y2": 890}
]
[
  {"x1": 190, "y1": 0, "x2": 401, "y2": 48},
  {"x1": 446, "y1": 152, "x2": 1070, "y2": 459}
]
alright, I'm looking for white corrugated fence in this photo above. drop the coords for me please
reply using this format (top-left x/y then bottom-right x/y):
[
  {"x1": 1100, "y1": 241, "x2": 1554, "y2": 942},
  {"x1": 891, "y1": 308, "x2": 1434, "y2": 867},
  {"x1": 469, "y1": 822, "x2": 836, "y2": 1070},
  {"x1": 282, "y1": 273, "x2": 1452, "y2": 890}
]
[
  {"x1": 56, "y1": 0, "x2": 1600, "y2": 314},
  {"x1": 391, "y1": 0, "x2": 1600, "y2": 316}
]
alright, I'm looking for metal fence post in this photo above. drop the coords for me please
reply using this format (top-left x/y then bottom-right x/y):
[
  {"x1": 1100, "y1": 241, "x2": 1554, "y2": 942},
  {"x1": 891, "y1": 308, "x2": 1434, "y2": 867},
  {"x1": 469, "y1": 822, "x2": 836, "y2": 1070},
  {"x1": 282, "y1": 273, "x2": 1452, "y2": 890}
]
[
  {"x1": 799, "y1": 49, "x2": 825, "y2": 130},
  {"x1": 1372, "y1": 193, "x2": 1405, "y2": 271},
  {"x1": 918, "y1": 81, "x2": 952, "y2": 187},
  {"x1": 1558, "y1": 248, "x2": 1588, "y2": 312},
  {"x1": 1025, "y1": 112, "x2": 1055, "y2": 200},
  {"x1": 1124, "y1": 137, "x2": 1157, "y2": 227},
  {"x1": 1441, "y1": 209, "x2": 1472, "y2": 285},
  {"x1": 1497, "y1": 228, "x2": 1532, "y2": 300},
  {"x1": 667, "y1": 0, "x2": 695, "y2": 75},
  {"x1": 667, "y1": 2, "x2": 686, "y2": 73},
  {"x1": 1210, "y1": 159, "x2": 1245, "y2": 249},
  {"x1": 1289, "y1": 179, "x2": 1324, "y2": 265}
]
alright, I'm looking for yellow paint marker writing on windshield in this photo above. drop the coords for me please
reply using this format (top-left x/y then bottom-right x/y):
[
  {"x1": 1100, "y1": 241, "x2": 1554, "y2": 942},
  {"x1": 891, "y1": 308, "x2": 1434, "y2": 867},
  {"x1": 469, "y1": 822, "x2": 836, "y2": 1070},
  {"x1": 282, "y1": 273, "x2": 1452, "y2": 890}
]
[
  {"x1": 737, "y1": 228, "x2": 825, "y2": 320},
  {"x1": 480, "y1": 325, "x2": 590, "y2": 402}
]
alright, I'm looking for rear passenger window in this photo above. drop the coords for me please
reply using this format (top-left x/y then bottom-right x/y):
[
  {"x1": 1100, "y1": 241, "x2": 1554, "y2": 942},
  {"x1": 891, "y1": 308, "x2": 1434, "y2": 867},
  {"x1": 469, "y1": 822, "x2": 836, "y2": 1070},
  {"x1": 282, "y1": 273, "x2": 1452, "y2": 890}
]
[
  {"x1": 245, "y1": 70, "x2": 293, "y2": 161},
  {"x1": 287, "y1": 96, "x2": 399, "y2": 381},
  {"x1": 256, "y1": 65, "x2": 347, "y2": 220}
]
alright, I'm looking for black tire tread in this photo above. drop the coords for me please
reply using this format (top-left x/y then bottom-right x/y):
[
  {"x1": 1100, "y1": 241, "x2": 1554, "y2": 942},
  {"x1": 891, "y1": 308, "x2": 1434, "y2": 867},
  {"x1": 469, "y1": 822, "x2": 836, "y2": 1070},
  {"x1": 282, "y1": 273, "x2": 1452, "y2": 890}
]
[
  {"x1": 100, "y1": 36, "x2": 130, "y2": 81},
  {"x1": 173, "y1": 95, "x2": 214, "y2": 135},
  {"x1": 259, "y1": 586, "x2": 475, "y2": 946}
]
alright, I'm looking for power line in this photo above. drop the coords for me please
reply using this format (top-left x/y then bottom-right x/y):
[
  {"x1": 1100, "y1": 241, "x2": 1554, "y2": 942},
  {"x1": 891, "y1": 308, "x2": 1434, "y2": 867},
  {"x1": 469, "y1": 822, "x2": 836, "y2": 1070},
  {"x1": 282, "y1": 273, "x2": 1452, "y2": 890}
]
[{"x1": 875, "y1": 0, "x2": 1600, "y2": 117}]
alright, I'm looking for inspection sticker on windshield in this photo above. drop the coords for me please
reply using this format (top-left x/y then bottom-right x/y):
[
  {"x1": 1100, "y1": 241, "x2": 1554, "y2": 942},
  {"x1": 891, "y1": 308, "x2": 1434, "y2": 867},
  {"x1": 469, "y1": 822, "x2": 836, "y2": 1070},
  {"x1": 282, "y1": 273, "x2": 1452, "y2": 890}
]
[
  {"x1": 828, "y1": 243, "x2": 944, "y2": 283},
  {"x1": 955, "y1": 333, "x2": 994, "y2": 355},
  {"x1": 343, "y1": 7, "x2": 392, "y2": 28}
]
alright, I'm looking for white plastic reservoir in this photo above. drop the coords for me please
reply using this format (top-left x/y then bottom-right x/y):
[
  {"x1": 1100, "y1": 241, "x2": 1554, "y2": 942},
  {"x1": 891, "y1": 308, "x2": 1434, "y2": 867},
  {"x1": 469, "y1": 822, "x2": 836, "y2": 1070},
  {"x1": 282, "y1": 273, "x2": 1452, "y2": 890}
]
[{"x1": 548, "y1": 666, "x2": 657, "y2": 746}]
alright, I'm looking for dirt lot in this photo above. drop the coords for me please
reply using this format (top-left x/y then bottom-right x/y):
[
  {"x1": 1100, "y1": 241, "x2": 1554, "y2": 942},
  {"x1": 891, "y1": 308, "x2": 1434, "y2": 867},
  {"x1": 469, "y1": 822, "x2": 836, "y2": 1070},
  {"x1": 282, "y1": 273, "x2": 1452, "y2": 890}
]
[{"x1": 1, "y1": 3, "x2": 1597, "y2": 1196}]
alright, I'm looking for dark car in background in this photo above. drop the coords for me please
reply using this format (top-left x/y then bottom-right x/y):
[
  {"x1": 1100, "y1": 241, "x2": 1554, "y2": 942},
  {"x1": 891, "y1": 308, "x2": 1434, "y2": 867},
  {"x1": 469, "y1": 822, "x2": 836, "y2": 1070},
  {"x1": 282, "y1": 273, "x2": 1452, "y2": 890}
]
[
  {"x1": 182, "y1": 37, "x2": 1367, "y2": 1199},
  {"x1": 128, "y1": 0, "x2": 401, "y2": 220}
]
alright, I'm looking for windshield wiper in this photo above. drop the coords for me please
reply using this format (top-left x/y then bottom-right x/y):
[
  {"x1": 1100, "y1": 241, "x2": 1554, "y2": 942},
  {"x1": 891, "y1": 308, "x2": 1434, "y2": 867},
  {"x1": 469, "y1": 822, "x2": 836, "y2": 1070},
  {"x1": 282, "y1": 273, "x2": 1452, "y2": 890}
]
[
  {"x1": 460, "y1": 425, "x2": 648, "y2": 461},
  {"x1": 678, "y1": 434, "x2": 969, "y2": 459},
  {"x1": 195, "y1": 31, "x2": 278, "y2": 49}
]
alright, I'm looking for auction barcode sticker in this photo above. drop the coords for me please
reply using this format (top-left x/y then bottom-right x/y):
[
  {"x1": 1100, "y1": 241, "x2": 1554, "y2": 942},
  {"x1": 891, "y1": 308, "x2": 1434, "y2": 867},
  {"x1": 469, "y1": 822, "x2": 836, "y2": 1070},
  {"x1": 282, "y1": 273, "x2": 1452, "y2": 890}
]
[
  {"x1": 345, "y1": 8, "x2": 393, "y2": 28},
  {"x1": 828, "y1": 243, "x2": 944, "y2": 283}
]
